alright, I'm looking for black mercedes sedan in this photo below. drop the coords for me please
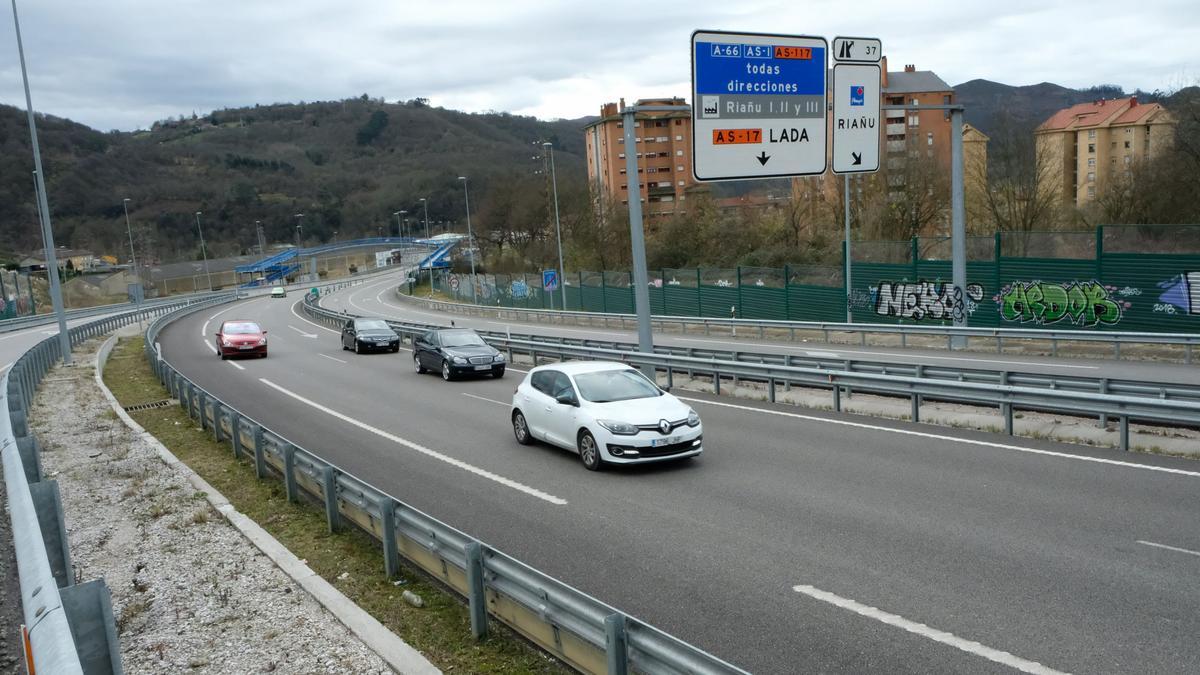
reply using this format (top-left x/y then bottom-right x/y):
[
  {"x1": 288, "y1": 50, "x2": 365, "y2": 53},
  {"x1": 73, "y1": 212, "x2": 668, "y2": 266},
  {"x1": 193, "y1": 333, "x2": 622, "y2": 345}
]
[
  {"x1": 413, "y1": 328, "x2": 505, "y2": 380},
  {"x1": 340, "y1": 317, "x2": 401, "y2": 353}
]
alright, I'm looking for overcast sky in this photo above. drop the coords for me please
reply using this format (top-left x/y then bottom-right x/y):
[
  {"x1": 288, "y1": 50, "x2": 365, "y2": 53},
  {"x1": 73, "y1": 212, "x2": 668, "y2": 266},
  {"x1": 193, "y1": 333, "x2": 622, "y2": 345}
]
[{"x1": 1, "y1": 0, "x2": 1196, "y2": 132}]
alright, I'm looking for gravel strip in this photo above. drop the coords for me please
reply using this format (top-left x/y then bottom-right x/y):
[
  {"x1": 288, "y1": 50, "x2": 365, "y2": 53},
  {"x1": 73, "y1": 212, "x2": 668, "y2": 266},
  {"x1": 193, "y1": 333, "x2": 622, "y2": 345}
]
[{"x1": 29, "y1": 338, "x2": 392, "y2": 674}]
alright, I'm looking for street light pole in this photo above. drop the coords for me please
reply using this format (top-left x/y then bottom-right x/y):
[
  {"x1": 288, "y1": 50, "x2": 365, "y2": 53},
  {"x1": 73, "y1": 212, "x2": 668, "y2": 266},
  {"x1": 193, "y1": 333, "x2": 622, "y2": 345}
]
[
  {"x1": 420, "y1": 197, "x2": 433, "y2": 296},
  {"x1": 294, "y1": 213, "x2": 304, "y2": 249},
  {"x1": 544, "y1": 142, "x2": 567, "y2": 311},
  {"x1": 13, "y1": 0, "x2": 71, "y2": 364},
  {"x1": 122, "y1": 197, "x2": 143, "y2": 322},
  {"x1": 399, "y1": 211, "x2": 408, "y2": 239},
  {"x1": 457, "y1": 176, "x2": 478, "y2": 303},
  {"x1": 195, "y1": 211, "x2": 213, "y2": 291},
  {"x1": 254, "y1": 220, "x2": 265, "y2": 257},
  {"x1": 393, "y1": 211, "x2": 402, "y2": 238}
]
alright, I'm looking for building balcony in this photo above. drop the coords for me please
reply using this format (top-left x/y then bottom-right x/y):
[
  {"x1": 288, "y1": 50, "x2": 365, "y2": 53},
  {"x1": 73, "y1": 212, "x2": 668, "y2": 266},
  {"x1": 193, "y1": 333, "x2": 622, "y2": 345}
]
[{"x1": 886, "y1": 123, "x2": 906, "y2": 135}]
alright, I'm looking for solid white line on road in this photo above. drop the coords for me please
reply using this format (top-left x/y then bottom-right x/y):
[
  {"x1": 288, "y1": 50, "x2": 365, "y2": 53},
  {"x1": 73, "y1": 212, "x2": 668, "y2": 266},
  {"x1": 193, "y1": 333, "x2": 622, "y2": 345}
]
[
  {"x1": 259, "y1": 378, "x2": 567, "y2": 505},
  {"x1": 289, "y1": 301, "x2": 340, "y2": 334},
  {"x1": 674, "y1": 338, "x2": 1100, "y2": 370},
  {"x1": 792, "y1": 585, "x2": 1068, "y2": 675},
  {"x1": 1137, "y1": 540, "x2": 1200, "y2": 557},
  {"x1": 678, "y1": 396, "x2": 1200, "y2": 478},
  {"x1": 462, "y1": 393, "x2": 509, "y2": 407},
  {"x1": 319, "y1": 354, "x2": 348, "y2": 364}
]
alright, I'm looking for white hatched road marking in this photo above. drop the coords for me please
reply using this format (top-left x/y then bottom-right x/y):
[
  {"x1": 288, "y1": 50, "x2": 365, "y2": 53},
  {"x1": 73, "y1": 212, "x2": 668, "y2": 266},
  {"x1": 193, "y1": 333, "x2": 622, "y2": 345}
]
[
  {"x1": 679, "y1": 397, "x2": 1200, "y2": 478},
  {"x1": 259, "y1": 378, "x2": 567, "y2": 505},
  {"x1": 1137, "y1": 540, "x2": 1200, "y2": 557},
  {"x1": 792, "y1": 585, "x2": 1069, "y2": 675}
]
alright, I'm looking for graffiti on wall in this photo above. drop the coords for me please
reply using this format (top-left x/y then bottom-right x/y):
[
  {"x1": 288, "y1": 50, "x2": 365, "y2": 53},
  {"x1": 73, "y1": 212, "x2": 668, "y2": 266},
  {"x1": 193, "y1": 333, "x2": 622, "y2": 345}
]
[
  {"x1": 1155, "y1": 272, "x2": 1200, "y2": 315},
  {"x1": 874, "y1": 280, "x2": 984, "y2": 322},
  {"x1": 999, "y1": 280, "x2": 1127, "y2": 326},
  {"x1": 510, "y1": 279, "x2": 529, "y2": 299}
]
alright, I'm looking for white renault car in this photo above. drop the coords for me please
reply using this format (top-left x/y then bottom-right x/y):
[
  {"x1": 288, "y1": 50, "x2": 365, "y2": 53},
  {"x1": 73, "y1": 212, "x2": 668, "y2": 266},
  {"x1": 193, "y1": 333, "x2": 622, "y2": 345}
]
[{"x1": 511, "y1": 361, "x2": 703, "y2": 470}]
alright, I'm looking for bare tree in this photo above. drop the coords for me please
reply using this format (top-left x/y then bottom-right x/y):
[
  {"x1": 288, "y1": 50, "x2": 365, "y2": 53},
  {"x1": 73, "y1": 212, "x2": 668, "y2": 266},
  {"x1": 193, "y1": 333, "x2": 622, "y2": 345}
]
[{"x1": 972, "y1": 111, "x2": 1065, "y2": 241}]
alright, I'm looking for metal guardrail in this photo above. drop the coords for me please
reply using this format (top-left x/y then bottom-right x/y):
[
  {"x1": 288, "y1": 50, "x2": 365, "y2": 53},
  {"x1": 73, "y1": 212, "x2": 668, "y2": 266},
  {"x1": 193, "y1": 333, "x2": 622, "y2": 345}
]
[
  {"x1": 307, "y1": 295, "x2": 1200, "y2": 451},
  {"x1": 3, "y1": 293, "x2": 232, "y2": 674},
  {"x1": 399, "y1": 292, "x2": 1200, "y2": 362},
  {"x1": 145, "y1": 291, "x2": 749, "y2": 674}
]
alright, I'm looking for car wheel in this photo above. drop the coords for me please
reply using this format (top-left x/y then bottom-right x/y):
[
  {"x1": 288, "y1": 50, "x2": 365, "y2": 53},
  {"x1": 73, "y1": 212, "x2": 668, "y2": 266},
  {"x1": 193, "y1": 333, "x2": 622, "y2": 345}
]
[
  {"x1": 512, "y1": 410, "x2": 533, "y2": 445},
  {"x1": 392, "y1": 345, "x2": 400, "y2": 353},
  {"x1": 579, "y1": 430, "x2": 603, "y2": 471},
  {"x1": 441, "y1": 360, "x2": 454, "y2": 381},
  {"x1": 341, "y1": 339, "x2": 348, "y2": 351},
  {"x1": 218, "y1": 350, "x2": 225, "y2": 360},
  {"x1": 261, "y1": 351, "x2": 268, "y2": 358},
  {"x1": 413, "y1": 355, "x2": 426, "y2": 374},
  {"x1": 493, "y1": 368, "x2": 505, "y2": 379},
  {"x1": 354, "y1": 341, "x2": 362, "y2": 355}
]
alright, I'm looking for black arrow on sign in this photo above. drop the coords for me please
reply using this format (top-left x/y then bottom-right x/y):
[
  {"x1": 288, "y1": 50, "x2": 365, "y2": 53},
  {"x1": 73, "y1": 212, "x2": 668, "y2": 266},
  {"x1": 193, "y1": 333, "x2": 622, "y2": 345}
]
[
  {"x1": 757, "y1": 152, "x2": 771, "y2": 166},
  {"x1": 851, "y1": 151, "x2": 862, "y2": 166}
]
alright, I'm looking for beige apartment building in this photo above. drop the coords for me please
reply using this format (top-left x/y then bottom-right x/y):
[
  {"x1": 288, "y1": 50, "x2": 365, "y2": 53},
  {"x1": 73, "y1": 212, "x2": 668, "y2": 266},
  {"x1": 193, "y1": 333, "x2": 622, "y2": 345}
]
[
  {"x1": 1035, "y1": 96, "x2": 1174, "y2": 206},
  {"x1": 583, "y1": 97, "x2": 699, "y2": 218}
]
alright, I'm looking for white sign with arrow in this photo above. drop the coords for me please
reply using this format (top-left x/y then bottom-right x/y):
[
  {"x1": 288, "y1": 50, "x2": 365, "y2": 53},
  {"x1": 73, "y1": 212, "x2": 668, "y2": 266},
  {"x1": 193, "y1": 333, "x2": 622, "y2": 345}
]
[{"x1": 831, "y1": 35, "x2": 882, "y2": 175}]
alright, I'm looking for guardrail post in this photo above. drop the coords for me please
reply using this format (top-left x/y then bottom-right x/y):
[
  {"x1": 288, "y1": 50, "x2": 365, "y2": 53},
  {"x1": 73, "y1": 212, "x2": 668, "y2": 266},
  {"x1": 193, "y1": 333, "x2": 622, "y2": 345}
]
[
  {"x1": 1003, "y1": 402, "x2": 1014, "y2": 435},
  {"x1": 29, "y1": 480, "x2": 73, "y2": 588},
  {"x1": 713, "y1": 370, "x2": 720, "y2": 395},
  {"x1": 253, "y1": 425, "x2": 267, "y2": 480},
  {"x1": 198, "y1": 391, "x2": 209, "y2": 430},
  {"x1": 833, "y1": 382, "x2": 841, "y2": 412},
  {"x1": 59, "y1": 578, "x2": 123, "y2": 675},
  {"x1": 16, "y1": 436, "x2": 42, "y2": 483},
  {"x1": 768, "y1": 377, "x2": 776, "y2": 403},
  {"x1": 666, "y1": 365, "x2": 674, "y2": 390},
  {"x1": 605, "y1": 613, "x2": 629, "y2": 675},
  {"x1": 230, "y1": 413, "x2": 243, "y2": 459},
  {"x1": 466, "y1": 541, "x2": 488, "y2": 639},
  {"x1": 913, "y1": 364, "x2": 924, "y2": 421},
  {"x1": 212, "y1": 403, "x2": 223, "y2": 442},
  {"x1": 283, "y1": 444, "x2": 298, "y2": 503},
  {"x1": 322, "y1": 466, "x2": 340, "y2": 532},
  {"x1": 380, "y1": 498, "x2": 399, "y2": 578},
  {"x1": 1119, "y1": 415, "x2": 1130, "y2": 452},
  {"x1": 1113, "y1": 340, "x2": 1121, "y2": 360},
  {"x1": 1098, "y1": 379, "x2": 1109, "y2": 428},
  {"x1": 731, "y1": 352, "x2": 739, "y2": 388}
]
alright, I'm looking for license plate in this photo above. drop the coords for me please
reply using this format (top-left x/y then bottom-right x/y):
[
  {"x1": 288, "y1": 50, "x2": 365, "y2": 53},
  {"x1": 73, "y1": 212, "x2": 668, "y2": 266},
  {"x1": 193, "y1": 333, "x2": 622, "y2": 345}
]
[
  {"x1": 238, "y1": 345, "x2": 253, "y2": 350},
  {"x1": 651, "y1": 436, "x2": 680, "y2": 447},
  {"x1": 474, "y1": 365, "x2": 491, "y2": 371}
]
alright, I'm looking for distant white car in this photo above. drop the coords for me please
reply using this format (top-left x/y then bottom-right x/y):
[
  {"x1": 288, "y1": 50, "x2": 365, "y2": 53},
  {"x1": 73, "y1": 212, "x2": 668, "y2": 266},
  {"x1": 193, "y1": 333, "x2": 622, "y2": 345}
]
[
  {"x1": 511, "y1": 361, "x2": 702, "y2": 470},
  {"x1": 270, "y1": 286, "x2": 287, "y2": 298}
]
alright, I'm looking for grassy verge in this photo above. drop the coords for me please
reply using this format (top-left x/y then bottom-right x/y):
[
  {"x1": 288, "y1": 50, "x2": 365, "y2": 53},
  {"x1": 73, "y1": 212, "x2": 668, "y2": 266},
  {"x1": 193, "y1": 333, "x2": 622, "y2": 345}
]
[
  {"x1": 400, "y1": 280, "x2": 462, "y2": 304},
  {"x1": 103, "y1": 336, "x2": 568, "y2": 674}
]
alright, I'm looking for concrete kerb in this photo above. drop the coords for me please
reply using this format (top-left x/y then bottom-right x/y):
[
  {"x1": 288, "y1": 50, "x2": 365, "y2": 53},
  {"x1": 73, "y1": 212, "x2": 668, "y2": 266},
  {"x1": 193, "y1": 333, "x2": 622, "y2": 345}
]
[{"x1": 95, "y1": 326, "x2": 441, "y2": 675}]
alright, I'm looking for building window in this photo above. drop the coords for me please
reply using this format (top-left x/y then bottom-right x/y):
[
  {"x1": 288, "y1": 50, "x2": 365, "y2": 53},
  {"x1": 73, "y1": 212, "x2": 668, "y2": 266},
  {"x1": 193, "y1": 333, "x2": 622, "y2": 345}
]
[
  {"x1": 618, "y1": 137, "x2": 624, "y2": 144},
  {"x1": 910, "y1": 97, "x2": 919, "y2": 106},
  {"x1": 621, "y1": 184, "x2": 628, "y2": 190},
  {"x1": 1124, "y1": 155, "x2": 1131, "y2": 165},
  {"x1": 678, "y1": 181, "x2": 685, "y2": 186},
  {"x1": 1088, "y1": 129, "x2": 1096, "y2": 139},
  {"x1": 619, "y1": 169, "x2": 626, "y2": 174},
  {"x1": 618, "y1": 153, "x2": 625, "y2": 158},
  {"x1": 616, "y1": 122, "x2": 623, "y2": 128},
  {"x1": 1088, "y1": 143, "x2": 1095, "y2": 153},
  {"x1": 633, "y1": 122, "x2": 640, "y2": 127},
  {"x1": 676, "y1": 150, "x2": 683, "y2": 156},
  {"x1": 675, "y1": 119, "x2": 682, "y2": 126},
  {"x1": 927, "y1": 132, "x2": 933, "y2": 146},
  {"x1": 1124, "y1": 140, "x2": 1131, "y2": 149},
  {"x1": 677, "y1": 165, "x2": 684, "y2": 171},
  {"x1": 675, "y1": 135, "x2": 683, "y2": 141},
  {"x1": 909, "y1": 115, "x2": 919, "y2": 127},
  {"x1": 1088, "y1": 158, "x2": 1095, "y2": 167},
  {"x1": 1087, "y1": 172, "x2": 1095, "y2": 182},
  {"x1": 1126, "y1": 127, "x2": 1132, "y2": 134},
  {"x1": 1087, "y1": 186, "x2": 1095, "y2": 198}
]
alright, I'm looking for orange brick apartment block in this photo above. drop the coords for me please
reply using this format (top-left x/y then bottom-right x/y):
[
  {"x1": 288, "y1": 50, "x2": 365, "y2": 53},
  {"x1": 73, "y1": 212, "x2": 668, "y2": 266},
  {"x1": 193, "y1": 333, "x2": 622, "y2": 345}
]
[
  {"x1": 583, "y1": 98, "x2": 699, "y2": 218},
  {"x1": 1035, "y1": 96, "x2": 1175, "y2": 206}
]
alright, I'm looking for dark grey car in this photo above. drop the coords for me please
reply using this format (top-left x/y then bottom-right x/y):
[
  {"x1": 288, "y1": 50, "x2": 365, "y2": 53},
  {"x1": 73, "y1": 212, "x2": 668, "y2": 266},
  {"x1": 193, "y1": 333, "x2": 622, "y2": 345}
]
[
  {"x1": 413, "y1": 328, "x2": 505, "y2": 380},
  {"x1": 341, "y1": 317, "x2": 400, "y2": 353}
]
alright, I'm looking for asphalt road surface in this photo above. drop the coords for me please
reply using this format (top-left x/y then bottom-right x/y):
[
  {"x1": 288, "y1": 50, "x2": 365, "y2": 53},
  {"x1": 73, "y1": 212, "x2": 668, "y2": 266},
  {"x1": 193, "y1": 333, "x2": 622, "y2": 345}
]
[{"x1": 153, "y1": 275, "x2": 1200, "y2": 674}]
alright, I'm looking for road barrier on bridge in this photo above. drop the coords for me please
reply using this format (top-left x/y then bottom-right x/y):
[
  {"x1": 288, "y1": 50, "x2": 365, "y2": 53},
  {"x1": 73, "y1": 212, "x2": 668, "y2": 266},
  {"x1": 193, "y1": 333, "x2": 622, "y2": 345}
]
[
  {"x1": 397, "y1": 291, "x2": 1200, "y2": 363},
  {"x1": 307, "y1": 293, "x2": 1200, "y2": 451},
  {"x1": 3, "y1": 293, "x2": 234, "y2": 675},
  {"x1": 145, "y1": 289, "x2": 749, "y2": 674}
]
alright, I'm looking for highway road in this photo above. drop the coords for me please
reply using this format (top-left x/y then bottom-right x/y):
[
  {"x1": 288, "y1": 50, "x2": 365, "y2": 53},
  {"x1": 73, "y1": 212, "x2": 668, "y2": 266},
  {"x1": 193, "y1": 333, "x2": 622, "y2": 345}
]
[
  {"x1": 322, "y1": 280, "x2": 1200, "y2": 387},
  {"x1": 155, "y1": 274, "x2": 1200, "y2": 674}
]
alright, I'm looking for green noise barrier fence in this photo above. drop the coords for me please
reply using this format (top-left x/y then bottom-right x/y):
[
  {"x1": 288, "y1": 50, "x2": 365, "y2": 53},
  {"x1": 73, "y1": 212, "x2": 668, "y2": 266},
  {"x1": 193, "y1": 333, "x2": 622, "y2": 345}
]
[{"x1": 429, "y1": 225, "x2": 1200, "y2": 334}]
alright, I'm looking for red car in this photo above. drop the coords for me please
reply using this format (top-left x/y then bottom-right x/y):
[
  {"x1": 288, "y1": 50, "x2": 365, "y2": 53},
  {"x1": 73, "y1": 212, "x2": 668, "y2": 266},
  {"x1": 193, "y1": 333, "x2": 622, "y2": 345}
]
[{"x1": 215, "y1": 320, "x2": 268, "y2": 359}]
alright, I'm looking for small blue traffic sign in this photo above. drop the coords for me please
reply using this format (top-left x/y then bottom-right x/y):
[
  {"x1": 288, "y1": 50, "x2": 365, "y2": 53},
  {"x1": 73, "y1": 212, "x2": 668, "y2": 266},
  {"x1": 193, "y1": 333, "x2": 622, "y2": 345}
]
[{"x1": 543, "y1": 269, "x2": 559, "y2": 291}]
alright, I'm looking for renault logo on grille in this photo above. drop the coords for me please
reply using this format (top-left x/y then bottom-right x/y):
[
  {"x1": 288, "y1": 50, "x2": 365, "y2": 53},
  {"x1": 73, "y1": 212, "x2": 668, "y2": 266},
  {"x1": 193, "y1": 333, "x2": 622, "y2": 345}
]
[{"x1": 658, "y1": 419, "x2": 671, "y2": 435}]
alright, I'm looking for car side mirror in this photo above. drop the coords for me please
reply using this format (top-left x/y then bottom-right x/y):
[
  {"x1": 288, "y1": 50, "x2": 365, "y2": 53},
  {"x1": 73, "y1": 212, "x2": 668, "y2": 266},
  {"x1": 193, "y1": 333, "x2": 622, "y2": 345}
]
[
  {"x1": 261, "y1": 330, "x2": 267, "y2": 334},
  {"x1": 555, "y1": 392, "x2": 577, "y2": 407}
]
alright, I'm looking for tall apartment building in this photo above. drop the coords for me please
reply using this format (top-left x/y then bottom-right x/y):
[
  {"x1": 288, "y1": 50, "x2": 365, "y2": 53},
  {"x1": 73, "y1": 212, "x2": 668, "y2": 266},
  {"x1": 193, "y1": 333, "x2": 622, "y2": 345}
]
[
  {"x1": 792, "y1": 60, "x2": 963, "y2": 210},
  {"x1": 583, "y1": 98, "x2": 699, "y2": 218},
  {"x1": 1034, "y1": 96, "x2": 1174, "y2": 207}
]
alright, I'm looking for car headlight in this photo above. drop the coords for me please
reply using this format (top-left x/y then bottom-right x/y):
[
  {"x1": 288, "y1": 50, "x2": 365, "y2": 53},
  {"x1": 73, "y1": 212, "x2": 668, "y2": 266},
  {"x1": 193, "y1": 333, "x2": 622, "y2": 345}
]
[
  {"x1": 452, "y1": 356, "x2": 467, "y2": 364},
  {"x1": 493, "y1": 354, "x2": 505, "y2": 362},
  {"x1": 222, "y1": 339, "x2": 233, "y2": 347},
  {"x1": 258, "y1": 338, "x2": 268, "y2": 345},
  {"x1": 687, "y1": 409, "x2": 700, "y2": 427},
  {"x1": 597, "y1": 420, "x2": 638, "y2": 435}
]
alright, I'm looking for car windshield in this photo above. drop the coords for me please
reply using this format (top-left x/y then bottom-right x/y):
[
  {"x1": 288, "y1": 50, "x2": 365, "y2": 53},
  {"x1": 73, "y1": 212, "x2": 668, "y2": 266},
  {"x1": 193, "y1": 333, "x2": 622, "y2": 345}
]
[
  {"x1": 223, "y1": 322, "x2": 260, "y2": 335},
  {"x1": 440, "y1": 330, "x2": 485, "y2": 347},
  {"x1": 573, "y1": 369, "x2": 662, "y2": 403},
  {"x1": 357, "y1": 319, "x2": 390, "y2": 331}
]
